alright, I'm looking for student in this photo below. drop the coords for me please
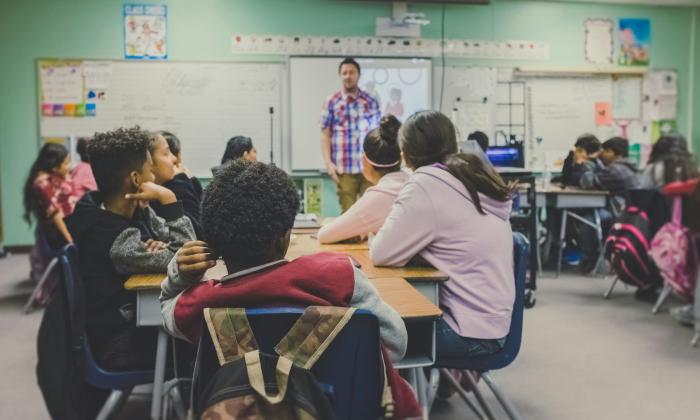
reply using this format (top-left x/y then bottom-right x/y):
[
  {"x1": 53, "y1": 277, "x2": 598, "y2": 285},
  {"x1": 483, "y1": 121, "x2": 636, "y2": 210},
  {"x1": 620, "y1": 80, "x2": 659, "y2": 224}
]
[
  {"x1": 577, "y1": 137, "x2": 639, "y2": 272},
  {"x1": 159, "y1": 130, "x2": 204, "y2": 197},
  {"x1": 560, "y1": 134, "x2": 601, "y2": 186},
  {"x1": 639, "y1": 133, "x2": 698, "y2": 189},
  {"x1": 160, "y1": 160, "x2": 420, "y2": 418},
  {"x1": 467, "y1": 130, "x2": 489, "y2": 153},
  {"x1": 580, "y1": 137, "x2": 640, "y2": 197},
  {"x1": 65, "y1": 126, "x2": 195, "y2": 370},
  {"x1": 71, "y1": 137, "x2": 97, "y2": 200},
  {"x1": 317, "y1": 115, "x2": 408, "y2": 244},
  {"x1": 23, "y1": 143, "x2": 77, "y2": 282},
  {"x1": 370, "y1": 111, "x2": 515, "y2": 363},
  {"x1": 212, "y1": 135, "x2": 257, "y2": 176},
  {"x1": 149, "y1": 131, "x2": 204, "y2": 239}
]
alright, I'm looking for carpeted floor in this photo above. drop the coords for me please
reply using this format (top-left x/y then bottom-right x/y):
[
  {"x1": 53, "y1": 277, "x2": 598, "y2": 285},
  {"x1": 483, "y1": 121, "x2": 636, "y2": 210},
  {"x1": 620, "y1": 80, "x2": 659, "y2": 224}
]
[{"x1": 1, "y1": 252, "x2": 698, "y2": 420}]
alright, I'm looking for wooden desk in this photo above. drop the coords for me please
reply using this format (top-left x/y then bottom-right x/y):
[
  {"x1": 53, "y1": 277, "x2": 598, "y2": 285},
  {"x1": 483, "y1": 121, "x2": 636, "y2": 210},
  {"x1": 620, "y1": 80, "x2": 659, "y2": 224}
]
[
  {"x1": 126, "y1": 272, "x2": 441, "y2": 417},
  {"x1": 124, "y1": 274, "x2": 442, "y2": 369},
  {"x1": 285, "y1": 236, "x2": 448, "y2": 305},
  {"x1": 288, "y1": 233, "x2": 369, "y2": 255},
  {"x1": 124, "y1": 275, "x2": 441, "y2": 321}
]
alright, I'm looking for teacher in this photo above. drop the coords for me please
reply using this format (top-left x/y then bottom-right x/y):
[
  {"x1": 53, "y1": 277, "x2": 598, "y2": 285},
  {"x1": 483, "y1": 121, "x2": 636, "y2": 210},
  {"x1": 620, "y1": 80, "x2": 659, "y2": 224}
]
[{"x1": 320, "y1": 57, "x2": 381, "y2": 213}]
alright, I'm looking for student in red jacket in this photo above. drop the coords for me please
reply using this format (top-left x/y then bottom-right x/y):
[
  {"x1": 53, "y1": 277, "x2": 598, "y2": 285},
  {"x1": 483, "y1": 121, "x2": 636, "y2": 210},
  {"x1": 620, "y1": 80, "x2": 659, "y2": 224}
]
[{"x1": 160, "y1": 160, "x2": 420, "y2": 418}]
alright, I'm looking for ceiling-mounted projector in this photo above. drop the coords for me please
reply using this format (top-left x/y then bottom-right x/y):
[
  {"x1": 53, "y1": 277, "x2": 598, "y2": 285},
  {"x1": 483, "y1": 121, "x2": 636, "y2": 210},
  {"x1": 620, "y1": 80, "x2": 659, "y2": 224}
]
[{"x1": 376, "y1": 2, "x2": 431, "y2": 38}]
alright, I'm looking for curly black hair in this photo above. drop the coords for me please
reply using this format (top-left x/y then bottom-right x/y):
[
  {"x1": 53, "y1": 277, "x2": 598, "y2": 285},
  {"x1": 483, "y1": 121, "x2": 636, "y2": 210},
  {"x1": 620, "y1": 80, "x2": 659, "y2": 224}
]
[
  {"x1": 201, "y1": 160, "x2": 299, "y2": 262},
  {"x1": 89, "y1": 126, "x2": 150, "y2": 195}
]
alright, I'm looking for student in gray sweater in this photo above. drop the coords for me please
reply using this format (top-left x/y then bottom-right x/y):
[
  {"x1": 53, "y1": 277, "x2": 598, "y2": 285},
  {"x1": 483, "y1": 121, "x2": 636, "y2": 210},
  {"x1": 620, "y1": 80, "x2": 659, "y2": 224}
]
[{"x1": 66, "y1": 126, "x2": 195, "y2": 370}]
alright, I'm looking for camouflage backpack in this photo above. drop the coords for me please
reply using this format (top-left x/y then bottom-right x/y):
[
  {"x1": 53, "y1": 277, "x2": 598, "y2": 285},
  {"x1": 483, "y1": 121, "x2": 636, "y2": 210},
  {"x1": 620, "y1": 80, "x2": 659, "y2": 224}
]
[{"x1": 190, "y1": 306, "x2": 394, "y2": 420}]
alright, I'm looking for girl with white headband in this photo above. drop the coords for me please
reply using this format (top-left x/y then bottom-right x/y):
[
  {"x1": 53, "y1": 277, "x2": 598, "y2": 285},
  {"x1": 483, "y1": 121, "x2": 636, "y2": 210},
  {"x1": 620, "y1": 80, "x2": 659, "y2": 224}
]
[{"x1": 317, "y1": 114, "x2": 408, "y2": 244}]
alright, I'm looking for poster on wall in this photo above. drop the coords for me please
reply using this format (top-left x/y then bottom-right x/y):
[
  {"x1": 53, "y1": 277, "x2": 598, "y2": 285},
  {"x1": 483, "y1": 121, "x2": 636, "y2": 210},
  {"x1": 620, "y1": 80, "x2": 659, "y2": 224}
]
[
  {"x1": 618, "y1": 18, "x2": 650, "y2": 66},
  {"x1": 39, "y1": 60, "x2": 87, "y2": 118},
  {"x1": 584, "y1": 19, "x2": 614, "y2": 65},
  {"x1": 124, "y1": 4, "x2": 168, "y2": 60}
]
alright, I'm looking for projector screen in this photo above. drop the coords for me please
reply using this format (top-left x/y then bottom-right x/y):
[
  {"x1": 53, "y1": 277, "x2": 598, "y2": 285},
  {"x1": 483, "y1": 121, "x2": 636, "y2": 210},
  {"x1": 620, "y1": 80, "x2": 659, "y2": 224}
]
[{"x1": 289, "y1": 57, "x2": 432, "y2": 171}]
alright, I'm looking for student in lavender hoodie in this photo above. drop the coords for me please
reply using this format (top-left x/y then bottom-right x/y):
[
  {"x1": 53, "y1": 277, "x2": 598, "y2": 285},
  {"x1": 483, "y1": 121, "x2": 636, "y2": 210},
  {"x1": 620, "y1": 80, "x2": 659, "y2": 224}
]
[
  {"x1": 317, "y1": 114, "x2": 409, "y2": 244},
  {"x1": 370, "y1": 110, "x2": 515, "y2": 361}
]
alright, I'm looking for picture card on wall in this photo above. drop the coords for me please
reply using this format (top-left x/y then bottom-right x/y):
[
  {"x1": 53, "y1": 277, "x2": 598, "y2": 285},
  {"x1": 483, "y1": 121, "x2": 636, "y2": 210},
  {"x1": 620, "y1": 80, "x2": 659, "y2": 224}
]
[
  {"x1": 124, "y1": 4, "x2": 167, "y2": 60},
  {"x1": 585, "y1": 19, "x2": 614, "y2": 64}
]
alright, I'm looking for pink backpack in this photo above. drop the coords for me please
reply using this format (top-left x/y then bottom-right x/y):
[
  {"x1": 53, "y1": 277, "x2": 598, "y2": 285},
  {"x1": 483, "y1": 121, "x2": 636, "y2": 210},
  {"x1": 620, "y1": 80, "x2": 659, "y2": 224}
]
[{"x1": 649, "y1": 196, "x2": 699, "y2": 301}]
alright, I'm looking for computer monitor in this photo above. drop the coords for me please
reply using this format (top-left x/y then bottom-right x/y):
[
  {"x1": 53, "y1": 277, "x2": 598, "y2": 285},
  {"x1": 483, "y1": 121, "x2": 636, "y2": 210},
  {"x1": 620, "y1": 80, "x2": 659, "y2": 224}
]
[{"x1": 486, "y1": 143, "x2": 524, "y2": 168}]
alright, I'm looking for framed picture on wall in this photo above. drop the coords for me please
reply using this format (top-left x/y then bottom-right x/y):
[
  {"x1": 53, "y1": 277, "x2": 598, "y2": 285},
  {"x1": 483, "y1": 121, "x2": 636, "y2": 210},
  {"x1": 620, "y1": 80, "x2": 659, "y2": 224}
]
[{"x1": 123, "y1": 4, "x2": 168, "y2": 60}]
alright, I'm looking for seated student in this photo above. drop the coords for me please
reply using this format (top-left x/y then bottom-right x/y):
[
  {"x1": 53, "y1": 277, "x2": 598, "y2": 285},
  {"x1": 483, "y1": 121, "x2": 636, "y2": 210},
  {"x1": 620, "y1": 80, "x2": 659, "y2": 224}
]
[
  {"x1": 560, "y1": 134, "x2": 601, "y2": 186},
  {"x1": 211, "y1": 135, "x2": 257, "y2": 176},
  {"x1": 580, "y1": 137, "x2": 640, "y2": 197},
  {"x1": 160, "y1": 160, "x2": 420, "y2": 418},
  {"x1": 317, "y1": 115, "x2": 408, "y2": 244},
  {"x1": 467, "y1": 130, "x2": 489, "y2": 153},
  {"x1": 577, "y1": 137, "x2": 639, "y2": 272},
  {"x1": 160, "y1": 130, "x2": 204, "y2": 197},
  {"x1": 149, "y1": 131, "x2": 205, "y2": 239},
  {"x1": 639, "y1": 133, "x2": 698, "y2": 189},
  {"x1": 71, "y1": 137, "x2": 97, "y2": 200},
  {"x1": 65, "y1": 126, "x2": 195, "y2": 370},
  {"x1": 23, "y1": 143, "x2": 77, "y2": 282},
  {"x1": 369, "y1": 111, "x2": 514, "y2": 364}
]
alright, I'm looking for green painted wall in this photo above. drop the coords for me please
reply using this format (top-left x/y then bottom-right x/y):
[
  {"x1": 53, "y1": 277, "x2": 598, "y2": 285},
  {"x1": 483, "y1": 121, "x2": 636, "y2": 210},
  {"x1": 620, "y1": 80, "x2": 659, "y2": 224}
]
[{"x1": 0, "y1": 0, "x2": 696, "y2": 245}]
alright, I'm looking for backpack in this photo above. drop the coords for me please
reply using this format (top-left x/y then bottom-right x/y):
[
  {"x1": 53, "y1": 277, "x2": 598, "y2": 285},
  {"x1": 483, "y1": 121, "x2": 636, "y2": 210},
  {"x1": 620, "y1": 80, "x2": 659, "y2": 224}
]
[
  {"x1": 191, "y1": 306, "x2": 394, "y2": 420},
  {"x1": 604, "y1": 205, "x2": 661, "y2": 287},
  {"x1": 650, "y1": 196, "x2": 699, "y2": 301}
]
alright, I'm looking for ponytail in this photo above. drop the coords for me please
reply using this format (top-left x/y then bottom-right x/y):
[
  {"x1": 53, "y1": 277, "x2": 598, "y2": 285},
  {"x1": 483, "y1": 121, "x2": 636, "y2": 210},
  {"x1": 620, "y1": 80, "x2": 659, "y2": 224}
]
[
  {"x1": 400, "y1": 111, "x2": 511, "y2": 214},
  {"x1": 444, "y1": 153, "x2": 511, "y2": 215}
]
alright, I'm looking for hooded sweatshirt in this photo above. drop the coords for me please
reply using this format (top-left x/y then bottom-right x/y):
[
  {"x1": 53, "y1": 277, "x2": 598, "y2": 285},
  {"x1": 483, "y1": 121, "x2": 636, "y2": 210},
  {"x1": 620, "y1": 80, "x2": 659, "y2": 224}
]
[
  {"x1": 370, "y1": 165, "x2": 514, "y2": 339},
  {"x1": 580, "y1": 158, "x2": 640, "y2": 195},
  {"x1": 65, "y1": 191, "x2": 195, "y2": 335},
  {"x1": 317, "y1": 171, "x2": 409, "y2": 244}
]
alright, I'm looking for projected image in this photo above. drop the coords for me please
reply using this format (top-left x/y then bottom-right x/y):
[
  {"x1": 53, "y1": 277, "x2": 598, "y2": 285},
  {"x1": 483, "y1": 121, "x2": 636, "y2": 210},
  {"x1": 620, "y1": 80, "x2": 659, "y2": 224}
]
[{"x1": 358, "y1": 59, "x2": 431, "y2": 122}]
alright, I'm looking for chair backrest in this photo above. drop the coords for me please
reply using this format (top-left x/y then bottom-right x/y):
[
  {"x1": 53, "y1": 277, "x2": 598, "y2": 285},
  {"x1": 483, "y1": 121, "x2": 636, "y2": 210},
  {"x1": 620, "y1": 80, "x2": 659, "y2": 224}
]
[
  {"x1": 194, "y1": 307, "x2": 383, "y2": 420},
  {"x1": 59, "y1": 243, "x2": 155, "y2": 388},
  {"x1": 455, "y1": 231, "x2": 529, "y2": 371}
]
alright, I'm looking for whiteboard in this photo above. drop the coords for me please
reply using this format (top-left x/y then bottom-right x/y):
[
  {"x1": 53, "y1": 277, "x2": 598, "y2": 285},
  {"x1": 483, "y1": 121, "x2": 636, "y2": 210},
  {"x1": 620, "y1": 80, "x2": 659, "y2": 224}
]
[
  {"x1": 39, "y1": 60, "x2": 284, "y2": 178},
  {"x1": 434, "y1": 66, "x2": 497, "y2": 142},
  {"x1": 289, "y1": 57, "x2": 432, "y2": 171},
  {"x1": 525, "y1": 76, "x2": 614, "y2": 170}
]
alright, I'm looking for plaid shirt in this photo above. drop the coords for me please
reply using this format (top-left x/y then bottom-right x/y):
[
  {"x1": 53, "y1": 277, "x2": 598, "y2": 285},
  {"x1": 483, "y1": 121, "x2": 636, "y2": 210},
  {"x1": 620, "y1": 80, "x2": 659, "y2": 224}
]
[{"x1": 321, "y1": 89, "x2": 381, "y2": 174}]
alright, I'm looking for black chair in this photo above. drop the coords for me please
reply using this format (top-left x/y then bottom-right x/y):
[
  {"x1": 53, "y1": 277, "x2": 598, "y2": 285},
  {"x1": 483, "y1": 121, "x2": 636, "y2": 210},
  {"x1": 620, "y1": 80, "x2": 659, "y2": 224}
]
[{"x1": 59, "y1": 245, "x2": 156, "y2": 420}]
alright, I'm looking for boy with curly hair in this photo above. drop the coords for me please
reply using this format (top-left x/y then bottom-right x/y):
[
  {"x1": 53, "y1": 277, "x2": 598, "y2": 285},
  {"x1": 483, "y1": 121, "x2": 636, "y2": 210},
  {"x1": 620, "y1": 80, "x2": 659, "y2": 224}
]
[
  {"x1": 160, "y1": 160, "x2": 420, "y2": 418},
  {"x1": 65, "y1": 126, "x2": 195, "y2": 370}
]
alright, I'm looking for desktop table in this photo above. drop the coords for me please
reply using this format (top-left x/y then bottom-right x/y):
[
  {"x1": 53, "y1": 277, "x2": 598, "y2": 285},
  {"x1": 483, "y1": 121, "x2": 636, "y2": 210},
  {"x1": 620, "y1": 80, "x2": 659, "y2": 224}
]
[
  {"x1": 126, "y1": 234, "x2": 445, "y2": 419},
  {"x1": 519, "y1": 183, "x2": 609, "y2": 277}
]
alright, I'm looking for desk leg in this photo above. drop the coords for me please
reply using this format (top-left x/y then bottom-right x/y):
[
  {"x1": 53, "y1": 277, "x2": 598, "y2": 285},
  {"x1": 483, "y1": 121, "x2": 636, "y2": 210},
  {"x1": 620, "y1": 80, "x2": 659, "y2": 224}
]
[
  {"x1": 556, "y1": 210, "x2": 568, "y2": 278},
  {"x1": 415, "y1": 368, "x2": 428, "y2": 420},
  {"x1": 151, "y1": 328, "x2": 169, "y2": 420},
  {"x1": 592, "y1": 209, "x2": 604, "y2": 275}
]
